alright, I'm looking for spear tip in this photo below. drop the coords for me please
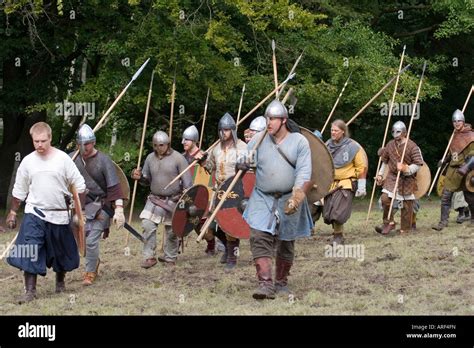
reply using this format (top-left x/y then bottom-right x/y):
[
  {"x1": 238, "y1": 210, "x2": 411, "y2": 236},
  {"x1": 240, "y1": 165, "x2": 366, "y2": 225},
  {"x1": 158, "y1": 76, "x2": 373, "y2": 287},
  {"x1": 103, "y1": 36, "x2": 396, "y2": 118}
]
[{"x1": 132, "y1": 58, "x2": 151, "y2": 81}]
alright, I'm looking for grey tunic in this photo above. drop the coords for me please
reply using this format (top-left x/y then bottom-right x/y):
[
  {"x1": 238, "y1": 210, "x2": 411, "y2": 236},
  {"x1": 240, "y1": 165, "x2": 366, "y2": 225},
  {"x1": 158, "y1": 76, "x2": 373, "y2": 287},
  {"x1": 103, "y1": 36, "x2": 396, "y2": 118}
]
[
  {"x1": 243, "y1": 131, "x2": 313, "y2": 240},
  {"x1": 140, "y1": 149, "x2": 192, "y2": 224}
]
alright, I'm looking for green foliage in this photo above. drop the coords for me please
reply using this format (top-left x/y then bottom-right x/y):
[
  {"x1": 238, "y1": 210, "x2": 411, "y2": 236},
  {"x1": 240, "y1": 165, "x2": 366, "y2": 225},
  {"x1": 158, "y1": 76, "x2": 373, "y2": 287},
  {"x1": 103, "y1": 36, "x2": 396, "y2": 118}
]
[{"x1": 1, "y1": 0, "x2": 473, "y2": 180}]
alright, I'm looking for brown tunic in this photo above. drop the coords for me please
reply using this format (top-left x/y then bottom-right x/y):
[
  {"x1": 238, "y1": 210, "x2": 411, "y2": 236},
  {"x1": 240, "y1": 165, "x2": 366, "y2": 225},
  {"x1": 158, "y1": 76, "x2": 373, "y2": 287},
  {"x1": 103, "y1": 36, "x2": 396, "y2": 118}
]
[
  {"x1": 381, "y1": 138, "x2": 424, "y2": 196},
  {"x1": 445, "y1": 124, "x2": 474, "y2": 191}
]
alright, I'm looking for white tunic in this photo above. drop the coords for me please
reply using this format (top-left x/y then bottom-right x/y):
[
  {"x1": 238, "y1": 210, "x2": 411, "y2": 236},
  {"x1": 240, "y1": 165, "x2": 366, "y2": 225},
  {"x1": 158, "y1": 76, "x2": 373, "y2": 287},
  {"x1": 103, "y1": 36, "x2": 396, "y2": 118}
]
[{"x1": 12, "y1": 148, "x2": 86, "y2": 225}]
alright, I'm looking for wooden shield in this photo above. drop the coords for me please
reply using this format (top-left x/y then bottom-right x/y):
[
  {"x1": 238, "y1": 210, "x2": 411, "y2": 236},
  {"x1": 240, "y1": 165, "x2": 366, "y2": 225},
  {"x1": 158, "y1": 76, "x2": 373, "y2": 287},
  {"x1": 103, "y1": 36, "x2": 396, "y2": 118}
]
[
  {"x1": 70, "y1": 184, "x2": 86, "y2": 257},
  {"x1": 215, "y1": 172, "x2": 255, "y2": 239},
  {"x1": 191, "y1": 164, "x2": 213, "y2": 196},
  {"x1": 465, "y1": 170, "x2": 474, "y2": 192},
  {"x1": 300, "y1": 128, "x2": 335, "y2": 204},
  {"x1": 382, "y1": 161, "x2": 431, "y2": 199},
  {"x1": 172, "y1": 185, "x2": 209, "y2": 238},
  {"x1": 414, "y1": 162, "x2": 431, "y2": 199},
  {"x1": 113, "y1": 161, "x2": 130, "y2": 207}
]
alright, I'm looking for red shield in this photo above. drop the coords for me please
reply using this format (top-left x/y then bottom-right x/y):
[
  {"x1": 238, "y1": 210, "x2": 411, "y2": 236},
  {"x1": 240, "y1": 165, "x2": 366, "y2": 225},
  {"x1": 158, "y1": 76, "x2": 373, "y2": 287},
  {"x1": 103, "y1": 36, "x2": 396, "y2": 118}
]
[
  {"x1": 215, "y1": 172, "x2": 255, "y2": 239},
  {"x1": 172, "y1": 185, "x2": 209, "y2": 238}
]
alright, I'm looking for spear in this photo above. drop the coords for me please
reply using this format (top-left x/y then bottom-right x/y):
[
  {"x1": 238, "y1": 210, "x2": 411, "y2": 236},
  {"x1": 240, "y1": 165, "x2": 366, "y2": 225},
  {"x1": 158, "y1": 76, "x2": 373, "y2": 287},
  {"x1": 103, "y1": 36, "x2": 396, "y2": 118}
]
[
  {"x1": 346, "y1": 64, "x2": 411, "y2": 126},
  {"x1": 276, "y1": 50, "x2": 304, "y2": 100},
  {"x1": 282, "y1": 87, "x2": 293, "y2": 105},
  {"x1": 163, "y1": 72, "x2": 297, "y2": 190},
  {"x1": 321, "y1": 71, "x2": 353, "y2": 134},
  {"x1": 387, "y1": 62, "x2": 427, "y2": 221},
  {"x1": 236, "y1": 84, "x2": 246, "y2": 130},
  {"x1": 272, "y1": 39, "x2": 279, "y2": 98},
  {"x1": 199, "y1": 88, "x2": 210, "y2": 149},
  {"x1": 168, "y1": 67, "x2": 177, "y2": 140},
  {"x1": 365, "y1": 45, "x2": 407, "y2": 225},
  {"x1": 428, "y1": 85, "x2": 474, "y2": 196},
  {"x1": 196, "y1": 130, "x2": 268, "y2": 242},
  {"x1": 1, "y1": 58, "x2": 151, "y2": 260},
  {"x1": 71, "y1": 58, "x2": 150, "y2": 161},
  {"x1": 125, "y1": 70, "x2": 155, "y2": 246}
]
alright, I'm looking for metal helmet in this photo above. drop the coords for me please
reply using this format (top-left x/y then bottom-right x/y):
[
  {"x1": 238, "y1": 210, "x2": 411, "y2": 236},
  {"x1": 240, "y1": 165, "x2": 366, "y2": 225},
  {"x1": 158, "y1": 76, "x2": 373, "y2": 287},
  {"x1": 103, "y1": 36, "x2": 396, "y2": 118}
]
[
  {"x1": 218, "y1": 112, "x2": 236, "y2": 130},
  {"x1": 182, "y1": 125, "x2": 199, "y2": 144},
  {"x1": 264, "y1": 99, "x2": 288, "y2": 119},
  {"x1": 391, "y1": 121, "x2": 407, "y2": 138},
  {"x1": 452, "y1": 109, "x2": 465, "y2": 122},
  {"x1": 76, "y1": 124, "x2": 96, "y2": 144},
  {"x1": 249, "y1": 116, "x2": 267, "y2": 132},
  {"x1": 218, "y1": 112, "x2": 238, "y2": 143},
  {"x1": 152, "y1": 130, "x2": 170, "y2": 145},
  {"x1": 313, "y1": 129, "x2": 323, "y2": 140}
]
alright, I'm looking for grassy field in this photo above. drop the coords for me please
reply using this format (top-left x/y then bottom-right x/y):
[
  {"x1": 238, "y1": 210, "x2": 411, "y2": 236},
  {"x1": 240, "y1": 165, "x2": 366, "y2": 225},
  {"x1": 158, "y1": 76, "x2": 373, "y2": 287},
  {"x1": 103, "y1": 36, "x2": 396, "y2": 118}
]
[{"x1": 0, "y1": 199, "x2": 472, "y2": 315}]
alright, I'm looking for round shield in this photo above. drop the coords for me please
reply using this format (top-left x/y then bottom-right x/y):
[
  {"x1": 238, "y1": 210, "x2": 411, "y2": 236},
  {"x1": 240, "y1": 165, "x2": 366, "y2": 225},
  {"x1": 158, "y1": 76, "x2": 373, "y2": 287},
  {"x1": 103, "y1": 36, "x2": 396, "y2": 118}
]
[
  {"x1": 437, "y1": 174, "x2": 445, "y2": 197},
  {"x1": 113, "y1": 161, "x2": 130, "y2": 207},
  {"x1": 215, "y1": 172, "x2": 255, "y2": 239},
  {"x1": 191, "y1": 164, "x2": 213, "y2": 196},
  {"x1": 172, "y1": 185, "x2": 209, "y2": 238},
  {"x1": 300, "y1": 127, "x2": 335, "y2": 204},
  {"x1": 465, "y1": 170, "x2": 474, "y2": 193},
  {"x1": 414, "y1": 162, "x2": 431, "y2": 199},
  {"x1": 382, "y1": 161, "x2": 431, "y2": 199}
]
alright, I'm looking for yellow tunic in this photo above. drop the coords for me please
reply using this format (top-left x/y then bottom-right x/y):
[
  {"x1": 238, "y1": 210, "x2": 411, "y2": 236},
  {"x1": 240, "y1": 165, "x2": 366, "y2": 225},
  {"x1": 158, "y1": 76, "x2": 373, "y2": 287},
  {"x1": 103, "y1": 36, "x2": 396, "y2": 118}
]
[{"x1": 330, "y1": 148, "x2": 366, "y2": 190}]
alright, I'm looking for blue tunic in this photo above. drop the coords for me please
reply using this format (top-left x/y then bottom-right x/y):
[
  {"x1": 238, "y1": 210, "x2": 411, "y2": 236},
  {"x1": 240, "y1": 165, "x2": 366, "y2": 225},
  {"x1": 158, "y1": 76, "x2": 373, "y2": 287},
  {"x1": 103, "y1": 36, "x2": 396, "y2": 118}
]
[{"x1": 243, "y1": 131, "x2": 313, "y2": 240}]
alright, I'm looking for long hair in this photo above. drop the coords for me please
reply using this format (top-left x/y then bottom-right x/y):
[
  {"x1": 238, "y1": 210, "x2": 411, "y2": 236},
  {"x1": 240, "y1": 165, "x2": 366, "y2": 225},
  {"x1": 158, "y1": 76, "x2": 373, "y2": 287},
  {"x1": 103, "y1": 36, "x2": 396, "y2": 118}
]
[{"x1": 331, "y1": 119, "x2": 350, "y2": 138}]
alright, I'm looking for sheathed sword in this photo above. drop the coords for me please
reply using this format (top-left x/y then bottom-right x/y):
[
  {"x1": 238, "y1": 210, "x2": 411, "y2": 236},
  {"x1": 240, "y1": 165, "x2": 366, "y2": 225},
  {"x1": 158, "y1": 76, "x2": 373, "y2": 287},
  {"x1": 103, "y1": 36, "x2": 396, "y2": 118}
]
[{"x1": 86, "y1": 192, "x2": 144, "y2": 243}]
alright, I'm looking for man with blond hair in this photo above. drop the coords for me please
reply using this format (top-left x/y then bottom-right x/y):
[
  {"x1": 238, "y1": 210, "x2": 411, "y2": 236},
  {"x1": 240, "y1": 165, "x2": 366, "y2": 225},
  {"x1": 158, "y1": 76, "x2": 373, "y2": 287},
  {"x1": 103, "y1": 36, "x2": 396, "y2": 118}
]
[{"x1": 6, "y1": 122, "x2": 86, "y2": 303}]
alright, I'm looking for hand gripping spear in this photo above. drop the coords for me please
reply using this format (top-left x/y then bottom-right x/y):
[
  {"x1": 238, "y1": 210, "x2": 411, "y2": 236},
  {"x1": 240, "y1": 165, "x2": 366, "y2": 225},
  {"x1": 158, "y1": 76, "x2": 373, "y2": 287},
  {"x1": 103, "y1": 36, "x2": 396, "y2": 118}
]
[
  {"x1": 0, "y1": 58, "x2": 150, "y2": 261},
  {"x1": 386, "y1": 61, "x2": 427, "y2": 221},
  {"x1": 365, "y1": 45, "x2": 407, "y2": 225},
  {"x1": 125, "y1": 70, "x2": 155, "y2": 246},
  {"x1": 428, "y1": 85, "x2": 474, "y2": 196},
  {"x1": 321, "y1": 71, "x2": 353, "y2": 135},
  {"x1": 346, "y1": 64, "x2": 411, "y2": 126}
]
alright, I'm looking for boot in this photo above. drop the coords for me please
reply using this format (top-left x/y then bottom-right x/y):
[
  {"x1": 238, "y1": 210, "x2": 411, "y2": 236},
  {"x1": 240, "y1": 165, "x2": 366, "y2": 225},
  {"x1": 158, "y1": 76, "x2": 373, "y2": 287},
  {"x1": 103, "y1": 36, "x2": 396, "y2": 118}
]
[
  {"x1": 204, "y1": 238, "x2": 216, "y2": 256},
  {"x1": 332, "y1": 233, "x2": 344, "y2": 245},
  {"x1": 83, "y1": 272, "x2": 97, "y2": 286},
  {"x1": 412, "y1": 213, "x2": 417, "y2": 230},
  {"x1": 83, "y1": 259, "x2": 100, "y2": 285},
  {"x1": 432, "y1": 205, "x2": 450, "y2": 231},
  {"x1": 216, "y1": 232, "x2": 228, "y2": 264},
  {"x1": 55, "y1": 272, "x2": 66, "y2": 293},
  {"x1": 456, "y1": 208, "x2": 465, "y2": 224},
  {"x1": 252, "y1": 257, "x2": 275, "y2": 300},
  {"x1": 224, "y1": 239, "x2": 239, "y2": 272},
  {"x1": 275, "y1": 257, "x2": 293, "y2": 295},
  {"x1": 18, "y1": 272, "x2": 37, "y2": 304},
  {"x1": 220, "y1": 248, "x2": 228, "y2": 264}
]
